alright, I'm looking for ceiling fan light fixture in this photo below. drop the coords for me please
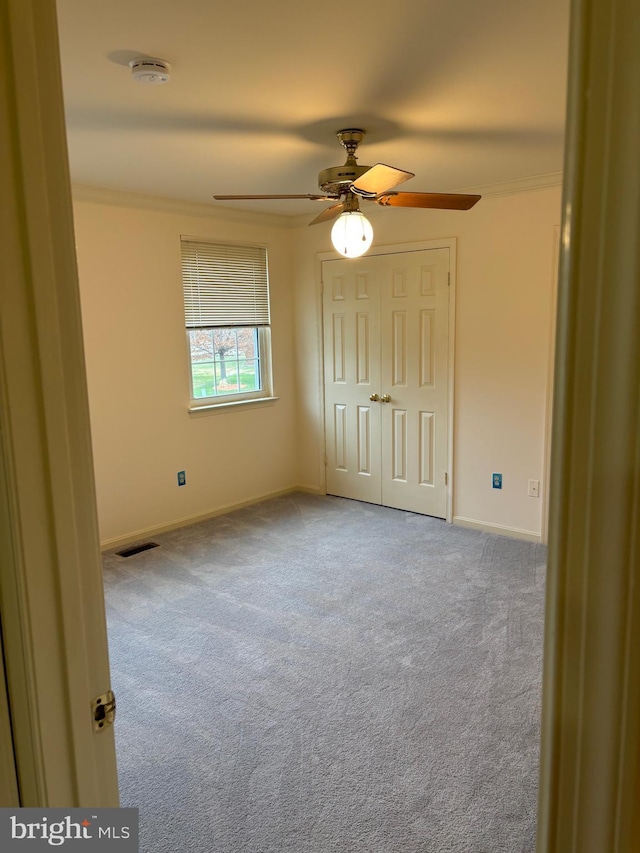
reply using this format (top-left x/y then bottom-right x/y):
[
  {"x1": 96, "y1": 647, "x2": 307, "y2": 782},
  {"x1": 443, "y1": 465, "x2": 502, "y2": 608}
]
[
  {"x1": 331, "y1": 210, "x2": 373, "y2": 258},
  {"x1": 213, "y1": 127, "x2": 481, "y2": 232}
]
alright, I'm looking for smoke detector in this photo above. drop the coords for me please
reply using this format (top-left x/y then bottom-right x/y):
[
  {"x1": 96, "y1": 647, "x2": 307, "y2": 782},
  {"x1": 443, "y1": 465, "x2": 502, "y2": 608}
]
[{"x1": 129, "y1": 58, "x2": 172, "y2": 84}]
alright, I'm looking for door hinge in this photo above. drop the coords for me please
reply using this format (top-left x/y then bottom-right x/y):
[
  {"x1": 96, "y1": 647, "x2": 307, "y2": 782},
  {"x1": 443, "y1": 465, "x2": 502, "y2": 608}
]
[
  {"x1": 323, "y1": 454, "x2": 328, "y2": 466},
  {"x1": 444, "y1": 472, "x2": 448, "y2": 485},
  {"x1": 93, "y1": 690, "x2": 116, "y2": 732},
  {"x1": 447, "y1": 272, "x2": 450, "y2": 286}
]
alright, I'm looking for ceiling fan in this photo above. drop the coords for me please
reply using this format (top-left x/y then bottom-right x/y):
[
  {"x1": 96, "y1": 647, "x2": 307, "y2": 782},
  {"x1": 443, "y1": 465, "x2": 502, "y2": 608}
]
[{"x1": 213, "y1": 129, "x2": 481, "y2": 257}]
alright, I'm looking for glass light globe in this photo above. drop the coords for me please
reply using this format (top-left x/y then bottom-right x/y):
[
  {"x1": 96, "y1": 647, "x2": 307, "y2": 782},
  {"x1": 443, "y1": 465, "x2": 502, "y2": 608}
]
[{"x1": 331, "y1": 211, "x2": 374, "y2": 258}]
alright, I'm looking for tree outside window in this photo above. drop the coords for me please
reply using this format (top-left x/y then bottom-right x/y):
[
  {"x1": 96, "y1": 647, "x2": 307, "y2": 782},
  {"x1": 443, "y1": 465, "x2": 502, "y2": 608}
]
[{"x1": 188, "y1": 327, "x2": 261, "y2": 398}]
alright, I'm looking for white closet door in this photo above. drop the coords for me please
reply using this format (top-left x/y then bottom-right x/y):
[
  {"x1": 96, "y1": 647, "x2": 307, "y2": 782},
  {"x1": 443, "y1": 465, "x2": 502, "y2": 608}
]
[
  {"x1": 323, "y1": 257, "x2": 382, "y2": 505},
  {"x1": 379, "y1": 248, "x2": 450, "y2": 517},
  {"x1": 323, "y1": 247, "x2": 450, "y2": 519}
]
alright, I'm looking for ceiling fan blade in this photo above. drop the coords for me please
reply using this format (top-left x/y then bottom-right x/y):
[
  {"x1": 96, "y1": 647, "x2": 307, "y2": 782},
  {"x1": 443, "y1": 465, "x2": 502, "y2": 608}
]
[
  {"x1": 213, "y1": 194, "x2": 339, "y2": 201},
  {"x1": 350, "y1": 164, "x2": 414, "y2": 197},
  {"x1": 308, "y1": 202, "x2": 345, "y2": 226},
  {"x1": 375, "y1": 192, "x2": 481, "y2": 210}
]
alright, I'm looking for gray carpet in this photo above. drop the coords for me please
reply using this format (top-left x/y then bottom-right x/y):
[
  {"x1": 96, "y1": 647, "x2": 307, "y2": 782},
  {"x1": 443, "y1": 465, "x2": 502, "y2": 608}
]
[{"x1": 102, "y1": 492, "x2": 546, "y2": 853}]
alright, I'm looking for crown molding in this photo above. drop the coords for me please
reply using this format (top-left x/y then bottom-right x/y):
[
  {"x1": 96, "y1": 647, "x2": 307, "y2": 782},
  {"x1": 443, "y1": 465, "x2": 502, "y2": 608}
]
[
  {"x1": 71, "y1": 183, "x2": 294, "y2": 228},
  {"x1": 72, "y1": 171, "x2": 564, "y2": 229},
  {"x1": 455, "y1": 171, "x2": 563, "y2": 198}
]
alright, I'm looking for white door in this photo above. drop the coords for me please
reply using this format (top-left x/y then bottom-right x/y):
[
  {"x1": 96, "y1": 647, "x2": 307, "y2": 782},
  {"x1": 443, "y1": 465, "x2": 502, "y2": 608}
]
[
  {"x1": 323, "y1": 247, "x2": 450, "y2": 518},
  {"x1": 323, "y1": 256, "x2": 383, "y2": 504},
  {"x1": 0, "y1": 0, "x2": 119, "y2": 805}
]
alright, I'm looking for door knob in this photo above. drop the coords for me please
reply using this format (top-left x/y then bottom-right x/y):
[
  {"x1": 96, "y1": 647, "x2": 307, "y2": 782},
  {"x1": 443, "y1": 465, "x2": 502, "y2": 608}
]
[
  {"x1": 369, "y1": 393, "x2": 380, "y2": 402},
  {"x1": 380, "y1": 394, "x2": 391, "y2": 403}
]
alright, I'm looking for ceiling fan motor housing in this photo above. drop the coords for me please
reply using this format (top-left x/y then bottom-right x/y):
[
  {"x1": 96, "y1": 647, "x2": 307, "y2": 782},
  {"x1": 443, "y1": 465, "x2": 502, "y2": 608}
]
[
  {"x1": 318, "y1": 163, "x2": 372, "y2": 195},
  {"x1": 317, "y1": 129, "x2": 371, "y2": 195}
]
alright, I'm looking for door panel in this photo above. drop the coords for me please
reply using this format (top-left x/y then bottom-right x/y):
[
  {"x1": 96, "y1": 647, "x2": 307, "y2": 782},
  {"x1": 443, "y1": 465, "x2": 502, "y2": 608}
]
[
  {"x1": 323, "y1": 258, "x2": 382, "y2": 504},
  {"x1": 323, "y1": 247, "x2": 450, "y2": 518},
  {"x1": 379, "y1": 249, "x2": 449, "y2": 516}
]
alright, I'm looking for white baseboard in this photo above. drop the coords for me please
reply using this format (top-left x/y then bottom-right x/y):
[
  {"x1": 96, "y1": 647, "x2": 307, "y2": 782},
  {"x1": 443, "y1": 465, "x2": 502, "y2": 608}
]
[
  {"x1": 102, "y1": 493, "x2": 541, "y2": 551},
  {"x1": 453, "y1": 516, "x2": 541, "y2": 543},
  {"x1": 295, "y1": 485, "x2": 325, "y2": 495},
  {"x1": 100, "y1": 486, "x2": 305, "y2": 551}
]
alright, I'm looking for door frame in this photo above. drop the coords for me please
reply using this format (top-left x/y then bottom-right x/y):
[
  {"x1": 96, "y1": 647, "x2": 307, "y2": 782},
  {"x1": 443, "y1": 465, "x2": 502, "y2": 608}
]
[
  {"x1": 541, "y1": 225, "x2": 561, "y2": 545},
  {"x1": 536, "y1": 0, "x2": 640, "y2": 846},
  {"x1": 0, "y1": 0, "x2": 119, "y2": 806},
  {"x1": 317, "y1": 237, "x2": 457, "y2": 523}
]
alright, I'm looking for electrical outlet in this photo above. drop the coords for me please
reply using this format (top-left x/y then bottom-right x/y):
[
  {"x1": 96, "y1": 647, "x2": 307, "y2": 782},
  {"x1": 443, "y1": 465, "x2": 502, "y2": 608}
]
[
  {"x1": 492, "y1": 473, "x2": 502, "y2": 489},
  {"x1": 528, "y1": 479, "x2": 540, "y2": 498},
  {"x1": 177, "y1": 470, "x2": 186, "y2": 486}
]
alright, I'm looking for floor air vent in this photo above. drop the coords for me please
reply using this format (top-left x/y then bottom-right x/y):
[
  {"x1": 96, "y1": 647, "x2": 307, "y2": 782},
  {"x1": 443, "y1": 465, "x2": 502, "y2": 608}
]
[{"x1": 116, "y1": 542, "x2": 160, "y2": 558}]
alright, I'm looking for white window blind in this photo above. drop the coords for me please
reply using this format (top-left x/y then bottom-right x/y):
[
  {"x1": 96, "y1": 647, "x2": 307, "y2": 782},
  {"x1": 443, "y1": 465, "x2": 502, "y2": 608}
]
[{"x1": 181, "y1": 239, "x2": 270, "y2": 328}]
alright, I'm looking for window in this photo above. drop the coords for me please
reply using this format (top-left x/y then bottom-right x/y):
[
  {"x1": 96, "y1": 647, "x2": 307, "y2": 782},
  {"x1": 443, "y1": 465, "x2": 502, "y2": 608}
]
[{"x1": 181, "y1": 238, "x2": 273, "y2": 407}]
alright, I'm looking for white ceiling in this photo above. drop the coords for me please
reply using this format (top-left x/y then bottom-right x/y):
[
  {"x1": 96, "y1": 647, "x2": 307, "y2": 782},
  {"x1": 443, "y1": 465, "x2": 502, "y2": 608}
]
[{"x1": 56, "y1": 0, "x2": 570, "y2": 216}]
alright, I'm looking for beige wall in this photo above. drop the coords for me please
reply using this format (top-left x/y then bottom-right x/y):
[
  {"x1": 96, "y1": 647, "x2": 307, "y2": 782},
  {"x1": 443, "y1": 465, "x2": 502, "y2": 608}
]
[
  {"x1": 74, "y1": 184, "x2": 560, "y2": 545},
  {"x1": 292, "y1": 186, "x2": 562, "y2": 538},
  {"x1": 73, "y1": 196, "x2": 298, "y2": 546}
]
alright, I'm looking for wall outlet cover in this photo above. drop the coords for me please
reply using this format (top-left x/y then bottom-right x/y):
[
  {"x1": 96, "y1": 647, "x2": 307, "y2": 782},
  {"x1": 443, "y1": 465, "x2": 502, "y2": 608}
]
[
  {"x1": 492, "y1": 473, "x2": 502, "y2": 489},
  {"x1": 177, "y1": 470, "x2": 186, "y2": 486}
]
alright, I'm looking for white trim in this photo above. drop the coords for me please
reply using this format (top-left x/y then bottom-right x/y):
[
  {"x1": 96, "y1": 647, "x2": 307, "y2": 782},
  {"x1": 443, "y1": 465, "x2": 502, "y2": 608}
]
[
  {"x1": 315, "y1": 254, "x2": 330, "y2": 496},
  {"x1": 327, "y1": 237, "x2": 458, "y2": 260},
  {"x1": 446, "y1": 245, "x2": 457, "y2": 524},
  {"x1": 73, "y1": 174, "x2": 563, "y2": 229},
  {"x1": 103, "y1": 484, "x2": 524, "y2": 554},
  {"x1": 537, "y1": 0, "x2": 640, "y2": 847},
  {"x1": 72, "y1": 183, "x2": 293, "y2": 228},
  {"x1": 100, "y1": 486, "x2": 303, "y2": 551},
  {"x1": 317, "y1": 238, "x2": 456, "y2": 523},
  {"x1": 541, "y1": 226, "x2": 561, "y2": 545},
  {"x1": 0, "y1": 0, "x2": 118, "y2": 806},
  {"x1": 296, "y1": 485, "x2": 325, "y2": 496},
  {"x1": 189, "y1": 395, "x2": 279, "y2": 415},
  {"x1": 452, "y1": 516, "x2": 541, "y2": 543},
  {"x1": 454, "y1": 171, "x2": 564, "y2": 200},
  {"x1": 187, "y1": 327, "x2": 274, "y2": 410}
]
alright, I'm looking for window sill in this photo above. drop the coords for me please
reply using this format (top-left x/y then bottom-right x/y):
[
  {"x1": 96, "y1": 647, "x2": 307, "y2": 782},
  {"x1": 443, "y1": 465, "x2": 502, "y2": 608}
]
[{"x1": 188, "y1": 396, "x2": 279, "y2": 416}]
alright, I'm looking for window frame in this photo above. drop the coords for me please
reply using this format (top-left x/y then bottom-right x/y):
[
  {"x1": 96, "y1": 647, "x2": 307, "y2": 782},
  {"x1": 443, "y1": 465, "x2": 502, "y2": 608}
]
[
  {"x1": 185, "y1": 325, "x2": 274, "y2": 410},
  {"x1": 180, "y1": 237, "x2": 275, "y2": 411}
]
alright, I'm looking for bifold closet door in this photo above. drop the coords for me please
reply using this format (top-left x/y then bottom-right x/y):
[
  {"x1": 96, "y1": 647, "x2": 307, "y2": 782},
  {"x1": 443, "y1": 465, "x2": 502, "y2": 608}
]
[{"x1": 323, "y1": 247, "x2": 450, "y2": 518}]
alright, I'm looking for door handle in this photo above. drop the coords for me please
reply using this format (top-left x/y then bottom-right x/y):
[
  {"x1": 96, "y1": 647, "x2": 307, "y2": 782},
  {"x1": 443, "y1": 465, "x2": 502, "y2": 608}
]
[
  {"x1": 369, "y1": 394, "x2": 380, "y2": 402},
  {"x1": 380, "y1": 394, "x2": 391, "y2": 403}
]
